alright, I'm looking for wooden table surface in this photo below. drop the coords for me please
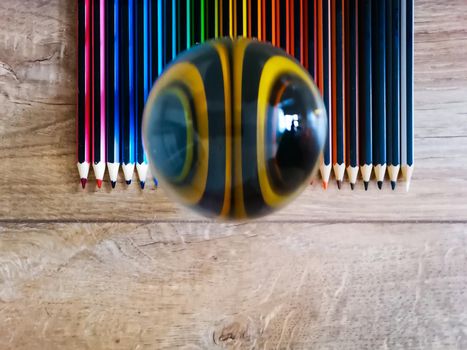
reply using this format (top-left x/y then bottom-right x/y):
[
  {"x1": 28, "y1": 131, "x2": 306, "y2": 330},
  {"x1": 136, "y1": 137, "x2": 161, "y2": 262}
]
[{"x1": 1, "y1": 0, "x2": 466, "y2": 349}]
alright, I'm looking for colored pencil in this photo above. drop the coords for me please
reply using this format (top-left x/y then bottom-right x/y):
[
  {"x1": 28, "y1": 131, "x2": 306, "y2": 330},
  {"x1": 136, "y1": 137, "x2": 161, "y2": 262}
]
[
  {"x1": 332, "y1": 0, "x2": 346, "y2": 188},
  {"x1": 319, "y1": 0, "x2": 332, "y2": 189},
  {"x1": 106, "y1": 0, "x2": 120, "y2": 188},
  {"x1": 77, "y1": 0, "x2": 91, "y2": 189},
  {"x1": 135, "y1": 0, "x2": 148, "y2": 189},
  {"x1": 401, "y1": 0, "x2": 414, "y2": 191},
  {"x1": 359, "y1": 0, "x2": 373, "y2": 190},
  {"x1": 92, "y1": 0, "x2": 106, "y2": 188},
  {"x1": 387, "y1": 0, "x2": 401, "y2": 190},
  {"x1": 346, "y1": 0, "x2": 359, "y2": 189},
  {"x1": 120, "y1": 0, "x2": 135, "y2": 185},
  {"x1": 372, "y1": 0, "x2": 387, "y2": 189}
]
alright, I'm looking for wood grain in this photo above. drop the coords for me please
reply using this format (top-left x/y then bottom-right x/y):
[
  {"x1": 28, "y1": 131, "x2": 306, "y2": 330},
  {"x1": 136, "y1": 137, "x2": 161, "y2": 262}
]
[
  {"x1": 1, "y1": 0, "x2": 467, "y2": 349},
  {"x1": 1, "y1": 222, "x2": 467, "y2": 349}
]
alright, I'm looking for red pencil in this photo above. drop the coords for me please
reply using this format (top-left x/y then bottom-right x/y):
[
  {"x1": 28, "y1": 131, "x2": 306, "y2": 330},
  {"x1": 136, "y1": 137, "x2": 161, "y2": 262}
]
[{"x1": 77, "y1": 0, "x2": 91, "y2": 189}]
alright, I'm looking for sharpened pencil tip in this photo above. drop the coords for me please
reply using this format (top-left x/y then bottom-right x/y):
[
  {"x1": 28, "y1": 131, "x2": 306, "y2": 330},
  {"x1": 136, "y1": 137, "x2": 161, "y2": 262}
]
[
  {"x1": 364, "y1": 182, "x2": 369, "y2": 191},
  {"x1": 350, "y1": 183, "x2": 355, "y2": 190},
  {"x1": 153, "y1": 177, "x2": 158, "y2": 187},
  {"x1": 111, "y1": 181, "x2": 116, "y2": 189},
  {"x1": 96, "y1": 179, "x2": 103, "y2": 189},
  {"x1": 377, "y1": 181, "x2": 383, "y2": 190},
  {"x1": 337, "y1": 181, "x2": 342, "y2": 190},
  {"x1": 126, "y1": 180, "x2": 132, "y2": 185},
  {"x1": 391, "y1": 181, "x2": 396, "y2": 190},
  {"x1": 322, "y1": 181, "x2": 328, "y2": 190},
  {"x1": 140, "y1": 181, "x2": 145, "y2": 190},
  {"x1": 80, "y1": 178, "x2": 87, "y2": 189}
]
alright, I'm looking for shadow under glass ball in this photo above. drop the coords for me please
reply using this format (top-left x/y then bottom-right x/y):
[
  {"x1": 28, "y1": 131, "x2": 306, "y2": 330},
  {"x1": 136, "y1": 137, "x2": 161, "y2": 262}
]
[{"x1": 143, "y1": 38, "x2": 327, "y2": 220}]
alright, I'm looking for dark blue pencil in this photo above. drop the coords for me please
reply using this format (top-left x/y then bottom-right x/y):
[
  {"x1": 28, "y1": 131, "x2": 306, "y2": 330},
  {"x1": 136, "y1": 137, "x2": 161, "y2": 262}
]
[
  {"x1": 106, "y1": 0, "x2": 120, "y2": 188},
  {"x1": 346, "y1": 0, "x2": 359, "y2": 189},
  {"x1": 372, "y1": 0, "x2": 386, "y2": 189},
  {"x1": 320, "y1": 0, "x2": 332, "y2": 189},
  {"x1": 358, "y1": 0, "x2": 372, "y2": 190},
  {"x1": 387, "y1": 0, "x2": 401, "y2": 190},
  {"x1": 401, "y1": 0, "x2": 414, "y2": 191},
  {"x1": 333, "y1": 0, "x2": 346, "y2": 188}
]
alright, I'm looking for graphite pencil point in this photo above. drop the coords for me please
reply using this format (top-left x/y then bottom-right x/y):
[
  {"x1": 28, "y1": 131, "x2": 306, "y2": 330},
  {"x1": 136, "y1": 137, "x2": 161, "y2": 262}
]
[
  {"x1": 81, "y1": 178, "x2": 87, "y2": 189},
  {"x1": 364, "y1": 181, "x2": 369, "y2": 191},
  {"x1": 337, "y1": 181, "x2": 342, "y2": 190},
  {"x1": 111, "y1": 181, "x2": 116, "y2": 189},
  {"x1": 391, "y1": 181, "x2": 396, "y2": 190},
  {"x1": 350, "y1": 183, "x2": 355, "y2": 190},
  {"x1": 377, "y1": 181, "x2": 383, "y2": 190}
]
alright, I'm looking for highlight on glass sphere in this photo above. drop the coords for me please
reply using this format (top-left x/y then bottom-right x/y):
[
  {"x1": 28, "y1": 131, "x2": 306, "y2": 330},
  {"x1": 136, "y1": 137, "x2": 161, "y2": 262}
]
[{"x1": 143, "y1": 37, "x2": 327, "y2": 220}]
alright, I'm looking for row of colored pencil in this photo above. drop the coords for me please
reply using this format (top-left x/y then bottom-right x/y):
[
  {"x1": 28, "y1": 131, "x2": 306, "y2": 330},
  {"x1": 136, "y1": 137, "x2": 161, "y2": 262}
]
[
  {"x1": 77, "y1": 0, "x2": 156, "y2": 189},
  {"x1": 316, "y1": 0, "x2": 414, "y2": 191},
  {"x1": 77, "y1": 0, "x2": 414, "y2": 190}
]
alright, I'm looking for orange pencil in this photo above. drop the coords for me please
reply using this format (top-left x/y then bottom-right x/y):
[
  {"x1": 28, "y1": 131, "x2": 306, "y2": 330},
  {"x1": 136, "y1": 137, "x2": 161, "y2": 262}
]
[
  {"x1": 300, "y1": 0, "x2": 308, "y2": 69},
  {"x1": 317, "y1": 0, "x2": 324, "y2": 93},
  {"x1": 272, "y1": 0, "x2": 276, "y2": 45}
]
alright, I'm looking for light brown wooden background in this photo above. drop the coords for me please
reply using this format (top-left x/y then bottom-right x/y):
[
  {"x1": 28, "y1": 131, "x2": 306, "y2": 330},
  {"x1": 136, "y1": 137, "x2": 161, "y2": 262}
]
[{"x1": 1, "y1": 0, "x2": 466, "y2": 349}]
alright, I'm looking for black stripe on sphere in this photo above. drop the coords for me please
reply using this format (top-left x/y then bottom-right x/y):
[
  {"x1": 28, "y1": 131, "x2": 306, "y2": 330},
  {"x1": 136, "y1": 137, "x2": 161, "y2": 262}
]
[
  {"x1": 240, "y1": 42, "x2": 290, "y2": 217},
  {"x1": 190, "y1": 45, "x2": 228, "y2": 216}
]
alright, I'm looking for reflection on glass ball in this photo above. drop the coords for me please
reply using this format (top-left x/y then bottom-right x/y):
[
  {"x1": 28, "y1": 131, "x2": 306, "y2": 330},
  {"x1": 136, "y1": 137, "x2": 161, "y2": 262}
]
[{"x1": 143, "y1": 38, "x2": 327, "y2": 220}]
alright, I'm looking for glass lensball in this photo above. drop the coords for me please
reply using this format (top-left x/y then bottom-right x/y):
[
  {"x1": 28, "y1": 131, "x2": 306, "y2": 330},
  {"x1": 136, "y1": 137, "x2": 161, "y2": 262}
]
[{"x1": 143, "y1": 38, "x2": 327, "y2": 220}]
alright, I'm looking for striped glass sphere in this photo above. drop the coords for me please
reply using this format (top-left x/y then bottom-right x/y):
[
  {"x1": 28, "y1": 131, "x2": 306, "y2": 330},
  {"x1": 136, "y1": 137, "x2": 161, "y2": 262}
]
[{"x1": 143, "y1": 38, "x2": 327, "y2": 220}]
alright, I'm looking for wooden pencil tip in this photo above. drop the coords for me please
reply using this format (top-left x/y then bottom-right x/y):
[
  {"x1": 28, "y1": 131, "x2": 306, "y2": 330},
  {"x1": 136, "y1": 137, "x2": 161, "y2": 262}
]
[
  {"x1": 377, "y1": 181, "x2": 383, "y2": 190},
  {"x1": 140, "y1": 181, "x2": 145, "y2": 190},
  {"x1": 391, "y1": 181, "x2": 396, "y2": 190},
  {"x1": 96, "y1": 179, "x2": 103, "y2": 189},
  {"x1": 80, "y1": 178, "x2": 87, "y2": 189},
  {"x1": 364, "y1": 182, "x2": 369, "y2": 191},
  {"x1": 111, "y1": 181, "x2": 116, "y2": 189}
]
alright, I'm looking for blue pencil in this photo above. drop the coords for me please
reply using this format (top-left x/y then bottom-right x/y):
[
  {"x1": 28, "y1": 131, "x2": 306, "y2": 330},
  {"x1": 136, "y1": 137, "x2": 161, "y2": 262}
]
[
  {"x1": 135, "y1": 0, "x2": 149, "y2": 189},
  {"x1": 107, "y1": 0, "x2": 120, "y2": 188},
  {"x1": 387, "y1": 0, "x2": 401, "y2": 190},
  {"x1": 372, "y1": 0, "x2": 386, "y2": 189},
  {"x1": 401, "y1": 0, "x2": 414, "y2": 191},
  {"x1": 359, "y1": 0, "x2": 372, "y2": 190}
]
